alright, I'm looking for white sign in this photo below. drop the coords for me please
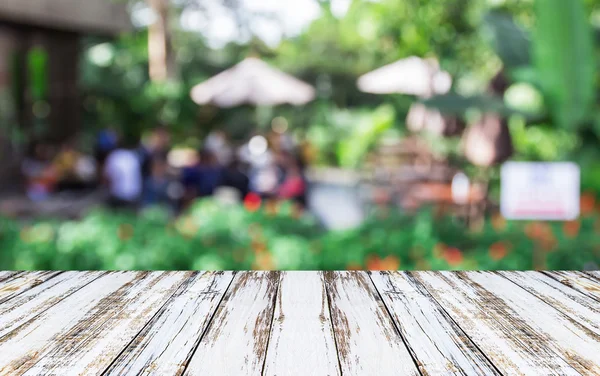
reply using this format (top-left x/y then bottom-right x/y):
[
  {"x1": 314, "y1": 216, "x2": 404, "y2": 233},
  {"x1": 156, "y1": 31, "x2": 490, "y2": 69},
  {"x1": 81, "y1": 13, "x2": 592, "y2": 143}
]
[{"x1": 500, "y1": 162, "x2": 580, "y2": 220}]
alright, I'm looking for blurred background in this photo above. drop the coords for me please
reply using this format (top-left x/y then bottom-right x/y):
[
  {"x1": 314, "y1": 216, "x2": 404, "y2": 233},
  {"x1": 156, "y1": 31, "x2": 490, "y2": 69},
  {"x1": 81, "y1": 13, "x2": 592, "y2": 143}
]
[{"x1": 0, "y1": 0, "x2": 598, "y2": 271}]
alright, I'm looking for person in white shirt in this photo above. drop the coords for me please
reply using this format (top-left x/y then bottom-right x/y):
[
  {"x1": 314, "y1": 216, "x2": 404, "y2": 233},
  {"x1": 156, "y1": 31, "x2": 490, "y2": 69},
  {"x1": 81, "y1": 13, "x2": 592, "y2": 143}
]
[{"x1": 103, "y1": 137, "x2": 142, "y2": 210}]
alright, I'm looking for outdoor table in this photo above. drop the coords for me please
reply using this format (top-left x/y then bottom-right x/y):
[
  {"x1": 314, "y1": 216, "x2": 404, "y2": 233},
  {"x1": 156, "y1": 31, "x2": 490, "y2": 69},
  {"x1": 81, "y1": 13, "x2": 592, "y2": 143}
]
[{"x1": 0, "y1": 271, "x2": 598, "y2": 375}]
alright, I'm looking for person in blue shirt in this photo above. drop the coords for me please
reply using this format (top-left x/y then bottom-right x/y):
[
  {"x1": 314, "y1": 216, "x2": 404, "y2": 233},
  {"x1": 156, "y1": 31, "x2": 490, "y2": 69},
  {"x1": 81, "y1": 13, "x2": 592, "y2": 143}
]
[
  {"x1": 181, "y1": 149, "x2": 223, "y2": 207},
  {"x1": 142, "y1": 153, "x2": 173, "y2": 211},
  {"x1": 95, "y1": 127, "x2": 118, "y2": 167}
]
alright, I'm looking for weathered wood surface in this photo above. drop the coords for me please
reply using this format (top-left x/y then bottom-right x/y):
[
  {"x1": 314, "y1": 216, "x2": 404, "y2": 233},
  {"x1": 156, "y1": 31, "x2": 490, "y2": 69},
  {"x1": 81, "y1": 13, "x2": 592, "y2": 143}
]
[
  {"x1": 0, "y1": 271, "x2": 21, "y2": 284},
  {"x1": 413, "y1": 271, "x2": 582, "y2": 375},
  {"x1": 22, "y1": 272, "x2": 192, "y2": 375},
  {"x1": 324, "y1": 271, "x2": 419, "y2": 376},
  {"x1": 500, "y1": 271, "x2": 600, "y2": 335},
  {"x1": 104, "y1": 271, "x2": 234, "y2": 375},
  {"x1": 544, "y1": 271, "x2": 600, "y2": 301},
  {"x1": 0, "y1": 271, "x2": 104, "y2": 338},
  {"x1": 0, "y1": 271, "x2": 598, "y2": 375},
  {"x1": 263, "y1": 272, "x2": 340, "y2": 376},
  {"x1": 370, "y1": 271, "x2": 499, "y2": 375},
  {"x1": 0, "y1": 271, "x2": 61, "y2": 304},
  {"x1": 184, "y1": 271, "x2": 280, "y2": 375}
]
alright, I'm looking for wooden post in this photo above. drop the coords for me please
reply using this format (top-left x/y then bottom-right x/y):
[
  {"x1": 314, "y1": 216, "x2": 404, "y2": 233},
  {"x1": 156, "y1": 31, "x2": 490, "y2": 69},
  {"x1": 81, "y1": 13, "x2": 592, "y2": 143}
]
[{"x1": 147, "y1": 0, "x2": 175, "y2": 82}]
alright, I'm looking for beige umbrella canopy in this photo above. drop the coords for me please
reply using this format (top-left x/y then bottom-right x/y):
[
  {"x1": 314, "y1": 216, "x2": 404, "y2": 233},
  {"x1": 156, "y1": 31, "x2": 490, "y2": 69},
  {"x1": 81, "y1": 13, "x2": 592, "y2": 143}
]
[
  {"x1": 357, "y1": 56, "x2": 461, "y2": 136},
  {"x1": 190, "y1": 57, "x2": 316, "y2": 108},
  {"x1": 357, "y1": 56, "x2": 452, "y2": 97}
]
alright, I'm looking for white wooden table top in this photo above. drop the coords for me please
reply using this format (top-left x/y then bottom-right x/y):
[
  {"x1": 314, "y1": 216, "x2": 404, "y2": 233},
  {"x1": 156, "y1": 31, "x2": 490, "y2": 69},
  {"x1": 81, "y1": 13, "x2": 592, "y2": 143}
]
[{"x1": 0, "y1": 271, "x2": 599, "y2": 375}]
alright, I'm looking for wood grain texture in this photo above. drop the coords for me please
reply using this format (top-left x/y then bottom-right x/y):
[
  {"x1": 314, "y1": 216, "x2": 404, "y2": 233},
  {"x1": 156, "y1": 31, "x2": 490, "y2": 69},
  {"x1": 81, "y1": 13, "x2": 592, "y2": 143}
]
[
  {"x1": 0, "y1": 271, "x2": 61, "y2": 304},
  {"x1": 324, "y1": 271, "x2": 419, "y2": 376},
  {"x1": 22, "y1": 271, "x2": 192, "y2": 376},
  {"x1": 413, "y1": 271, "x2": 581, "y2": 375},
  {"x1": 370, "y1": 271, "x2": 499, "y2": 375},
  {"x1": 184, "y1": 271, "x2": 280, "y2": 376},
  {"x1": 0, "y1": 271, "x2": 141, "y2": 375},
  {"x1": 0, "y1": 271, "x2": 597, "y2": 375},
  {"x1": 500, "y1": 271, "x2": 600, "y2": 335},
  {"x1": 463, "y1": 271, "x2": 600, "y2": 375},
  {"x1": 587, "y1": 271, "x2": 600, "y2": 279},
  {"x1": 103, "y1": 271, "x2": 234, "y2": 376},
  {"x1": 0, "y1": 271, "x2": 104, "y2": 338},
  {"x1": 0, "y1": 271, "x2": 21, "y2": 284},
  {"x1": 263, "y1": 272, "x2": 340, "y2": 376},
  {"x1": 544, "y1": 271, "x2": 600, "y2": 301}
]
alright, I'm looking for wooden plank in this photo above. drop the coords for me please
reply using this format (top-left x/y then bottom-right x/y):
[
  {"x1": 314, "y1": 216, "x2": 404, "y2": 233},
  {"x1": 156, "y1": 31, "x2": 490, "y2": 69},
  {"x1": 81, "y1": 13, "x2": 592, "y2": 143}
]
[
  {"x1": 370, "y1": 271, "x2": 499, "y2": 375},
  {"x1": 103, "y1": 271, "x2": 234, "y2": 376},
  {"x1": 586, "y1": 271, "x2": 600, "y2": 279},
  {"x1": 21, "y1": 271, "x2": 192, "y2": 376},
  {"x1": 0, "y1": 271, "x2": 104, "y2": 338},
  {"x1": 414, "y1": 271, "x2": 596, "y2": 375},
  {"x1": 500, "y1": 271, "x2": 600, "y2": 335},
  {"x1": 464, "y1": 271, "x2": 600, "y2": 374},
  {"x1": 0, "y1": 271, "x2": 21, "y2": 284},
  {"x1": 263, "y1": 272, "x2": 341, "y2": 376},
  {"x1": 0, "y1": 271, "x2": 141, "y2": 375},
  {"x1": 0, "y1": 271, "x2": 62, "y2": 304},
  {"x1": 185, "y1": 271, "x2": 280, "y2": 376},
  {"x1": 323, "y1": 271, "x2": 419, "y2": 376},
  {"x1": 545, "y1": 271, "x2": 600, "y2": 301}
]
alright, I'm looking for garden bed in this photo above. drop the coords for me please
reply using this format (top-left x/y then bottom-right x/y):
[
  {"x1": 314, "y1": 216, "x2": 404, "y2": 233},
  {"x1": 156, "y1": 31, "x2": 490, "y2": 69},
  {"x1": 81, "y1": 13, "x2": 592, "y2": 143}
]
[{"x1": 0, "y1": 197, "x2": 598, "y2": 271}]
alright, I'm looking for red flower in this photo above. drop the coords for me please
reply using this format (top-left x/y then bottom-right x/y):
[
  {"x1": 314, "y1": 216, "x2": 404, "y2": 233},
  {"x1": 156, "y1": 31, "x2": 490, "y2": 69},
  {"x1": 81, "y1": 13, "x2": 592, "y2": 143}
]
[
  {"x1": 562, "y1": 220, "x2": 581, "y2": 238},
  {"x1": 580, "y1": 192, "x2": 596, "y2": 216},
  {"x1": 489, "y1": 242, "x2": 509, "y2": 261},
  {"x1": 524, "y1": 222, "x2": 553, "y2": 242},
  {"x1": 244, "y1": 193, "x2": 262, "y2": 212},
  {"x1": 443, "y1": 247, "x2": 463, "y2": 266},
  {"x1": 366, "y1": 255, "x2": 400, "y2": 270}
]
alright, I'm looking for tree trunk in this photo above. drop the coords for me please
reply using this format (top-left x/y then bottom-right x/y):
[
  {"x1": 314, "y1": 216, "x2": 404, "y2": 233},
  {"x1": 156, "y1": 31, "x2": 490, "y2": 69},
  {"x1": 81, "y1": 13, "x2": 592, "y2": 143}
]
[{"x1": 147, "y1": 0, "x2": 175, "y2": 81}]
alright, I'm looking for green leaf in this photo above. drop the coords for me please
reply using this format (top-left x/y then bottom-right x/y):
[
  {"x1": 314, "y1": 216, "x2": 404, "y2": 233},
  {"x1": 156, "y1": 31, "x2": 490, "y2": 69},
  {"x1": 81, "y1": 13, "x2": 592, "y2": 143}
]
[
  {"x1": 27, "y1": 48, "x2": 49, "y2": 100},
  {"x1": 533, "y1": 0, "x2": 595, "y2": 130},
  {"x1": 483, "y1": 11, "x2": 531, "y2": 69},
  {"x1": 421, "y1": 93, "x2": 532, "y2": 118}
]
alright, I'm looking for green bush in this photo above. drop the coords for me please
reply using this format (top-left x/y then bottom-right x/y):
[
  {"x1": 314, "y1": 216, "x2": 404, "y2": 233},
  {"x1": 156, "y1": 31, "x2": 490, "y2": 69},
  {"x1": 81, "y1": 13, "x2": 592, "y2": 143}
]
[{"x1": 0, "y1": 198, "x2": 598, "y2": 271}]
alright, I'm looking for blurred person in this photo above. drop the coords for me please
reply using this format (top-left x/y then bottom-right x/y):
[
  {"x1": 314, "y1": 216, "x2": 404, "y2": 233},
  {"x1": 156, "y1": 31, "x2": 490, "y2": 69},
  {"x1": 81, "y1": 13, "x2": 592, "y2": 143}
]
[
  {"x1": 277, "y1": 152, "x2": 308, "y2": 208},
  {"x1": 139, "y1": 125, "x2": 171, "y2": 181},
  {"x1": 248, "y1": 152, "x2": 279, "y2": 200},
  {"x1": 95, "y1": 127, "x2": 118, "y2": 167},
  {"x1": 205, "y1": 130, "x2": 232, "y2": 166},
  {"x1": 181, "y1": 148, "x2": 223, "y2": 206},
  {"x1": 218, "y1": 157, "x2": 250, "y2": 200},
  {"x1": 141, "y1": 153, "x2": 174, "y2": 212},
  {"x1": 103, "y1": 134, "x2": 142, "y2": 211},
  {"x1": 52, "y1": 139, "x2": 96, "y2": 192},
  {"x1": 21, "y1": 142, "x2": 56, "y2": 201}
]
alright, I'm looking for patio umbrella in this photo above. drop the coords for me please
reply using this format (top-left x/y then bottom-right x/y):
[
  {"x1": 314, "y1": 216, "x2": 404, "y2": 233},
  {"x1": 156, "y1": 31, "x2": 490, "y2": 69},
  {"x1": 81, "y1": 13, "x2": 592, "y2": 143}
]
[
  {"x1": 190, "y1": 57, "x2": 316, "y2": 108},
  {"x1": 357, "y1": 56, "x2": 452, "y2": 97},
  {"x1": 357, "y1": 56, "x2": 460, "y2": 136}
]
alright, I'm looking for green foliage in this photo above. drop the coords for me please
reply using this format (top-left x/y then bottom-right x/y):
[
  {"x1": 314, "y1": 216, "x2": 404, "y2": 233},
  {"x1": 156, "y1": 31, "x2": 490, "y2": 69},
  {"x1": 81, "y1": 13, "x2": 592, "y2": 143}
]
[
  {"x1": 336, "y1": 105, "x2": 395, "y2": 168},
  {"x1": 1, "y1": 198, "x2": 598, "y2": 271},
  {"x1": 421, "y1": 93, "x2": 524, "y2": 117},
  {"x1": 482, "y1": 10, "x2": 531, "y2": 69},
  {"x1": 27, "y1": 48, "x2": 49, "y2": 101},
  {"x1": 533, "y1": 0, "x2": 596, "y2": 130},
  {"x1": 508, "y1": 117, "x2": 580, "y2": 161}
]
